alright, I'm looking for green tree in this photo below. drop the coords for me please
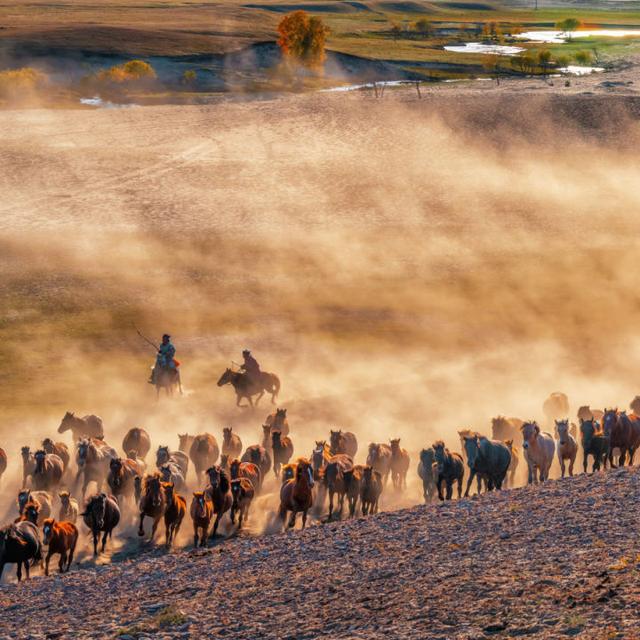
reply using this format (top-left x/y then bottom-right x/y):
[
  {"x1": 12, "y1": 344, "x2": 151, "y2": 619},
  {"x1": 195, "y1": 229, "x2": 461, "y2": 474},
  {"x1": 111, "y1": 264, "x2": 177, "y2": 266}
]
[
  {"x1": 574, "y1": 49, "x2": 593, "y2": 65},
  {"x1": 537, "y1": 49, "x2": 552, "y2": 76},
  {"x1": 556, "y1": 18, "x2": 582, "y2": 40},
  {"x1": 555, "y1": 54, "x2": 571, "y2": 68},
  {"x1": 277, "y1": 10, "x2": 329, "y2": 69}
]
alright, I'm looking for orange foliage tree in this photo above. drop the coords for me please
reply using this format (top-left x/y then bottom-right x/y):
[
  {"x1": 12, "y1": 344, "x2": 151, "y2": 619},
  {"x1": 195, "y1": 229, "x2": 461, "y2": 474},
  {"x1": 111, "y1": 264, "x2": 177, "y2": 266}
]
[{"x1": 277, "y1": 11, "x2": 329, "y2": 70}]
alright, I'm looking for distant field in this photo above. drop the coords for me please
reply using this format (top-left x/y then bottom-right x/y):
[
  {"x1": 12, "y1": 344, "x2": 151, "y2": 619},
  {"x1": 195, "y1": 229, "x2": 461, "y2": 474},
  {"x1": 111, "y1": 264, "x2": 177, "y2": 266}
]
[{"x1": 2, "y1": 0, "x2": 640, "y2": 87}]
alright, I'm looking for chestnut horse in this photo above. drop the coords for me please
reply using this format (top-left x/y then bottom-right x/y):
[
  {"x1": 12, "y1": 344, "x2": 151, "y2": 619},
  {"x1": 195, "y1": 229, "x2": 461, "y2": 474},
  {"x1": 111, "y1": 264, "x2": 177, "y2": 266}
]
[
  {"x1": 42, "y1": 439, "x2": 70, "y2": 472},
  {"x1": 58, "y1": 491, "x2": 79, "y2": 523},
  {"x1": 279, "y1": 458, "x2": 315, "y2": 530},
  {"x1": 229, "y1": 459, "x2": 262, "y2": 493},
  {"x1": 389, "y1": 439, "x2": 410, "y2": 490},
  {"x1": 204, "y1": 466, "x2": 232, "y2": 538},
  {"x1": 329, "y1": 430, "x2": 358, "y2": 458},
  {"x1": 163, "y1": 482, "x2": 186, "y2": 547},
  {"x1": 122, "y1": 428, "x2": 151, "y2": 460},
  {"x1": 190, "y1": 492, "x2": 213, "y2": 547},
  {"x1": 42, "y1": 519, "x2": 78, "y2": 575},
  {"x1": 189, "y1": 434, "x2": 220, "y2": 485},
  {"x1": 230, "y1": 478, "x2": 255, "y2": 530},
  {"x1": 108, "y1": 457, "x2": 144, "y2": 505},
  {"x1": 241, "y1": 445, "x2": 271, "y2": 482},
  {"x1": 137, "y1": 474, "x2": 166, "y2": 542}
]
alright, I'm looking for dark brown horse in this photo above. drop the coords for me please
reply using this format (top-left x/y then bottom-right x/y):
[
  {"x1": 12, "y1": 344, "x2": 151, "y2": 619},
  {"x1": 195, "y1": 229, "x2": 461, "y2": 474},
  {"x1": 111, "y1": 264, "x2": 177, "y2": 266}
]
[
  {"x1": 360, "y1": 466, "x2": 383, "y2": 516},
  {"x1": 241, "y1": 445, "x2": 271, "y2": 481},
  {"x1": 122, "y1": 428, "x2": 151, "y2": 460},
  {"x1": 279, "y1": 458, "x2": 315, "y2": 530},
  {"x1": 17, "y1": 489, "x2": 52, "y2": 525},
  {"x1": 366, "y1": 443, "x2": 392, "y2": 486},
  {"x1": 433, "y1": 441, "x2": 464, "y2": 501},
  {"x1": 0, "y1": 521, "x2": 41, "y2": 582},
  {"x1": 324, "y1": 454, "x2": 353, "y2": 520},
  {"x1": 272, "y1": 431, "x2": 294, "y2": 478},
  {"x1": 343, "y1": 465, "x2": 363, "y2": 517},
  {"x1": 189, "y1": 434, "x2": 219, "y2": 485},
  {"x1": 311, "y1": 441, "x2": 331, "y2": 481},
  {"x1": 0, "y1": 447, "x2": 6, "y2": 486},
  {"x1": 217, "y1": 368, "x2": 280, "y2": 408},
  {"x1": 137, "y1": 474, "x2": 166, "y2": 543},
  {"x1": 230, "y1": 478, "x2": 255, "y2": 530},
  {"x1": 21, "y1": 446, "x2": 36, "y2": 487},
  {"x1": 163, "y1": 482, "x2": 186, "y2": 547},
  {"x1": 58, "y1": 412, "x2": 104, "y2": 441},
  {"x1": 108, "y1": 457, "x2": 144, "y2": 505},
  {"x1": 222, "y1": 427, "x2": 243, "y2": 459},
  {"x1": 329, "y1": 429, "x2": 358, "y2": 458},
  {"x1": 42, "y1": 439, "x2": 70, "y2": 472},
  {"x1": 204, "y1": 466, "x2": 232, "y2": 538},
  {"x1": 229, "y1": 459, "x2": 262, "y2": 493},
  {"x1": 602, "y1": 409, "x2": 633, "y2": 468},
  {"x1": 33, "y1": 450, "x2": 64, "y2": 492},
  {"x1": 42, "y1": 519, "x2": 78, "y2": 575},
  {"x1": 190, "y1": 492, "x2": 213, "y2": 547},
  {"x1": 82, "y1": 493, "x2": 120, "y2": 556}
]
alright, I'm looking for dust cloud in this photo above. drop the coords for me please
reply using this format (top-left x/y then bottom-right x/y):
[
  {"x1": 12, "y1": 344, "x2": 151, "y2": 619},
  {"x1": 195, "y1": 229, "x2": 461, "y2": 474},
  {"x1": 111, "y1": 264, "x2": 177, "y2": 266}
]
[{"x1": 1, "y1": 90, "x2": 640, "y2": 554}]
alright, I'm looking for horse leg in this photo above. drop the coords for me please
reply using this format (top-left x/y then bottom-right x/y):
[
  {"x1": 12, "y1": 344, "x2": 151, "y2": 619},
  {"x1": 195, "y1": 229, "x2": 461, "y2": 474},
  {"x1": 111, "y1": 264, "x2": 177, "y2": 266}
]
[
  {"x1": 151, "y1": 516, "x2": 161, "y2": 542},
  {"x1": 255, "y1": 390, "x2": 264, "y2": 406},
  {"x1": 68, "y1": 540, "x2": 76, "y2": 570},
  {"x1": 446, "y1": 480, "x2": 453, "y2": 500},
  {"x1": 583, "y1": 451, "x2": 588, "y2": 474},
  {"x1": 560, "y1": 457, "x2": 565, "y2": 479},
  {"x1": 93, "y1": 531, "x2": 99, "y2": 556},
  {"x1": 101, "y1": 530, "x2": 108, "y2": 552},
  {"x1": 210, "y1": 513, "x2": 221, "y2": 538},
  {"x1": 328, "y1": 489, "x2": 334, "y2": 520},
  {"x1": 16, "y1": 561, "x2": 22, "y2": 582},
  {"x1": 45, "y1": 550, "x2": 52, "y2": 576},
  {"x1": 58, "y1": 551, "x2": 66, "y2": 574},
  {"x1": 464, "y1": 470, "x2": 476, "y2": 498},
  {"x1": 569, "y1": 454, "x2": 575, "y2": 477},
  {"x1": 288, "y1": 509, "x2": 296, "y2": 529},
  {"x1": 138, "y1": 512, "x2": 145, "y2": 537},
  {"x1": 302, "y1": 509, "x2": 308, "y2": 530}
]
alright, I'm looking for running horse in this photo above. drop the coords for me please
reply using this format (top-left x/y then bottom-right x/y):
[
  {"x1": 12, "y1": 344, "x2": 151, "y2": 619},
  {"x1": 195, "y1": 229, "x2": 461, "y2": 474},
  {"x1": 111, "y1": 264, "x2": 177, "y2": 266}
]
[
  {"x1": 154, "y1": 367, "x2": 183, "y2": 398},
  {"x1": 217, "y1": 368, "x2": 280, "y2": 408}
]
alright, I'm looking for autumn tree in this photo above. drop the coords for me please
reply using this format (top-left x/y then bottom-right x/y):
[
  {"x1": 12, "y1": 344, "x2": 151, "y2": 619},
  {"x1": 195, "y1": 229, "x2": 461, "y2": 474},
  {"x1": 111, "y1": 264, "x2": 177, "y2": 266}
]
[
  {"x1": 556, "y1": 18, "x2": 582, "y2": 40},
  {"x1": 277, "y1": 11, "x2": 329, "y2": 69}
]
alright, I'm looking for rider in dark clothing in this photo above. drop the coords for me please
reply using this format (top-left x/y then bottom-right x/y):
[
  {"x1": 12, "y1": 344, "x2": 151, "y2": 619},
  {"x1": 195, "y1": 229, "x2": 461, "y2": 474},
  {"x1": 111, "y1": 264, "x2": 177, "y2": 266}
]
[{"x1": 240, "y1": 349, "x2": 261, "y2": 383}]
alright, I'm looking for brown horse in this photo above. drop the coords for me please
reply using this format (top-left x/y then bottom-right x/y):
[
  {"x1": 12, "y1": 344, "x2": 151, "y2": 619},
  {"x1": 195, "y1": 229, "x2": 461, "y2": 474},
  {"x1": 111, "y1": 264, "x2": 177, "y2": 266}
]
[
  {"x1": 343, "y1": 465, "x2": 363, "y2": 517},
  {"x1": 261, "y1": 424, "x2": 273, "y2": 452},
  {"x1": 0, "y1": 521, "x2": 41, "y2": 582},
  {"x1": 602, "y1": 409, "x2": 633, "y2": 468},
  {"x1": 389, "y1": 439, "x2": 410, "y2": 490},
  {"x1": 33, "y1": 450, "x2": 64, "y2": 492},
  {"x1": 190, "y1": 492, "x2": 213, "y2": 547},
  {"x1": 0, "y1": 447, "x2": 6, "y2": 486},
  {"x1": 154, "y1": 367, "x2": 183, "y2": 398},
  {"x1": 42, "y1": 519, "x2": 78, "y2": 575},
  {"x1": 281, "y1": 463, "x2": 296, "y2": 483},
  {"x1": 230, "y1": 478, "x2": 255, "y2": 530},
  {"x1": 58, "y1": 412, "x2": 104, "y2": 441},
  {"x1": 360, "y1": 466, "x2": 383, "y2": 516},
  {"x1": 220, "y1": 454, "x2": 230, "y2": 474},
  {"x1": 160, "y1": 462, "x2": 186, "y2": 493},
  {"x1": 156, "y1": 446, "x2": 189, "y2": 477},
  {"x1": 58, "y1": 491, "x2": 79, "y2": 523},
  {"x1": 189, "y1": 434, "x2": 220, "y2": 485},
  {"x1": 81, "y1": 493, "x2": 120, "y2": 556},
  {"x1": 108, "y1": 457, "x2": 144, "y2": 505},
  {"x1": 279, "y1": 458, "x2": 315, "y2": 530},
  {"x1": 178, "y1": 434, "x2": 195, "y2": 453},
  {"x1": 272, "y1": 431, "x2": 294, "y2": 478},
  {"x1": 17, "y1": 489, "x2": 52, "y2": 525},
  {"x1": 241, "y1": 445, "x2": 271, "y2": 481},
  {"x1": 229, "y1": 459, "x2": 262, "y2": 493},
  {"x1": 16, "y1": 501, "x2": 40, "y2": 525},
  {"x1": 324, "y1": 454, "x2": 353, "y2": 520},
  {"x1": 217, "y1": 368, "x2": 280, "y2": 408},
  {"x1": 42, "y1": 439, "x2": 70, "y2": 472},
  {"x1": 222, "y1": 427, "x2": 242, "y2": 459},
  {"x1": 75, "y1": 438, "x2": 117, "y2": 499},
  {"x1": 122, "y1": 428, "x2": 151, "y2": 460},
  {"x1": 265, "y1": 408, "x2": 289, "y2": 436},
  {"x1": 21, "y1": 446, "x2": 37, "y2": 487},
  {"x1": 366, "y1": 443, "x2": 392, "y2": 486},
  {"x1": 137, "y1": 474, "x2": 166, "y2": 542},
  {"x1": 311, "y1": 441, "x2": 332, "y2": 481},
  {"x1": 163, "y1": 482, "x2": 186, "y2": 547},
  {"x1": 329, "y1": 429, "x2": 358, "y2": 458},
  {"x1": 204, "y1": 466, "x2": 232, "y2": 538}
]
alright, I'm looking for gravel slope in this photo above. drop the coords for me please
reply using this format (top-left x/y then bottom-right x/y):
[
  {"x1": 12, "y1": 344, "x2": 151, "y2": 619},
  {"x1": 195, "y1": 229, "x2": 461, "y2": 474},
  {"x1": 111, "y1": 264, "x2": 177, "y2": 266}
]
[{"x1": 2, "y1": 466, "x2": 640, "y2": 639}]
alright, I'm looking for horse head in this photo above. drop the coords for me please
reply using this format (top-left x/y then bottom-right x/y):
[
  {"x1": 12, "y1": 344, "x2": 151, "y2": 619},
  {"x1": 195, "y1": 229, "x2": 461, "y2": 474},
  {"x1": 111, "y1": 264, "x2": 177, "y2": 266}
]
[
  {"x1": 193, "y1": 491, "x2": 208, "y2": 517},
  {"x1": 520, "y1": 422, "x2": 540, "y2": 450},
  {"x1": 58, "y1": 411, "x2": 75, "y2": 434},
  {"x1": 296, "y1": 458, "x2": 314, "y2": 488},
  {"x1": 34, "y1": 450, "x2": 47, "y2": 473},
  {"x1": 20, "y1": 446, "x2": 31, "y2": 461},
  {"x1": 274, "y1": 408, "x2": 287, "y2": 427},
  {"x1": 84, "y1": 494, "x2": 107, "y2": 529},
  {"x1": 389, "y1": 438, "x2": 401, "y2": 453},
  {"x1": 207, "y1": 466, "x2": 221, "y2": 489},
  {"x1": 76, "y1": 438, "x2": 91, "y2": 466},
  {"x1": 24, "y1": 502, "x2": 39, "y2": 524},
  {"x1": 156, "y1": 446, "x2": 170, "y2": 466},
  {"x1": 223, "y1": 427, "x2": 232, "y2": 443},
  {"x1": 217, "y1": 369, "x2": 234, "y2": 387},
  {"x1": 110, "y1": 458, "x2": 124, "y2": 484},
  {"x1": 602, "y1": 409, "x2": 619, "y2": 437},
  {"x1": 555, "y1": 419, "x2": 570, "y2": 445},
  {"x1": 144, "y1": 475, "x2": 164, "y2": 508},
  {"x1": 17, "y1": 490, "x2": 31, "y2": 514},
  {"x1": 432, "y1": 441, "x2": 447, "y2": 471},
  {"x1": 162, "y1": 482, "x2": 175, "y2": 503}
]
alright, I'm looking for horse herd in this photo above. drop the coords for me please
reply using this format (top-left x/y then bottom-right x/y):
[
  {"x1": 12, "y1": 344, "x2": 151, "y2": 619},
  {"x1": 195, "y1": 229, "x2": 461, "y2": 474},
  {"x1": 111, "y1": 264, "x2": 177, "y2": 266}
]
[{"x1": 1, "y1": 397, "x2": 638, "y2": 583}]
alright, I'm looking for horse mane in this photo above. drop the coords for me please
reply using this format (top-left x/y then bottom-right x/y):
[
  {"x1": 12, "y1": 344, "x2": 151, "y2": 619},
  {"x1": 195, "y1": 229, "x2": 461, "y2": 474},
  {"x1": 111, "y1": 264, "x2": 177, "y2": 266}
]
[
  {"x1": 219, "y1": 468, "x2": 230, "y2": 493},
  {"x1": 143, "y1": 472, "x2": 161, "y2": 493},
  {"x1": 433, "y1": 440, "x2": 445, "y2": 449}
]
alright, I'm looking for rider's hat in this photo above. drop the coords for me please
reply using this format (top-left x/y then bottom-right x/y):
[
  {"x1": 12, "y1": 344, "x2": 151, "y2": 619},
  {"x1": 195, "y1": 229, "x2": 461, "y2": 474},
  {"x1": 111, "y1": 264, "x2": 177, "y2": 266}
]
[
  {"x1": 242, "y1": 349, "x2": 251, "y2": 355},
  {"x1": 163, "y1": 334, "x2": 171, "y2": 340}
]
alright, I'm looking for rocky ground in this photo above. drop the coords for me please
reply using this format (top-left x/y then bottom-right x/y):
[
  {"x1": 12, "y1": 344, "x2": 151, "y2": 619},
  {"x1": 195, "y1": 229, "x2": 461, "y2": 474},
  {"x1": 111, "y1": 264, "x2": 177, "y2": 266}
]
[{"x1": 2, "y1": 467, "x2": 640, "y2": 639}]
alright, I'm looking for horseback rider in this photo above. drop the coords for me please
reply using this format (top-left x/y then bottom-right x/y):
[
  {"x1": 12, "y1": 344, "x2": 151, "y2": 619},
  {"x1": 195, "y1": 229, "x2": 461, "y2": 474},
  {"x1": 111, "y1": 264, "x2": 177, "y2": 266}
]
[
  {"x1": 149, "y1": 334, "x2": 177, "y2": 384},
  {"x1": 240, "y1": 349, "x2": 261, "y2": 385}
]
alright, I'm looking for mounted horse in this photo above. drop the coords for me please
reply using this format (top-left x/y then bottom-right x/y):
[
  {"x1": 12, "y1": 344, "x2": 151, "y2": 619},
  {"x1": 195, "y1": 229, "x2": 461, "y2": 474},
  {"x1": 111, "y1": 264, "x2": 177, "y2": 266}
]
[
  {"x1": 217, "y1": 368, "x2": 280, "y2": 408},
  {"x1": 154, "y1": 367, "x2": 183, "y2": 398}
]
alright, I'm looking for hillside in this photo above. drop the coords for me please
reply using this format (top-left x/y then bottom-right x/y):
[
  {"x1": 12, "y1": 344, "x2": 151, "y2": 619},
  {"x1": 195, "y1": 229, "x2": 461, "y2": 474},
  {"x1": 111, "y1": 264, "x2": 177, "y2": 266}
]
[{"x1": 2, "y1": 467, "x2": 640, "y2": 639}]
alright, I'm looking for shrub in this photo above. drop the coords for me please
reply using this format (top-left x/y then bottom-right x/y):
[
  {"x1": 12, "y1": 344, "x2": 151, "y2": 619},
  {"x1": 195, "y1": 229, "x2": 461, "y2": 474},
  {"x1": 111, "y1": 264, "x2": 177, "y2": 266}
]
[
  {"x1": 95, "y1": 60, "x2": 156, "y2": 84},
  {"x1": 556, "y1": 18, "x2": 582, "y2": 39},
  {"x1": 277, "y1": 11, "x2": 329, "y2": 69},
  {"x1": 182, "y1": 70, "x2": 197, "y2": 85},
  {"x1": 414, "y1": 18, "x2": 432, "y2": 37},
  {"x1": 0, "y1": 67, "x2": 47, "y2": 99},
  {"x1": 574, "y1": 49, "x2": 593, "y2": 65}
]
